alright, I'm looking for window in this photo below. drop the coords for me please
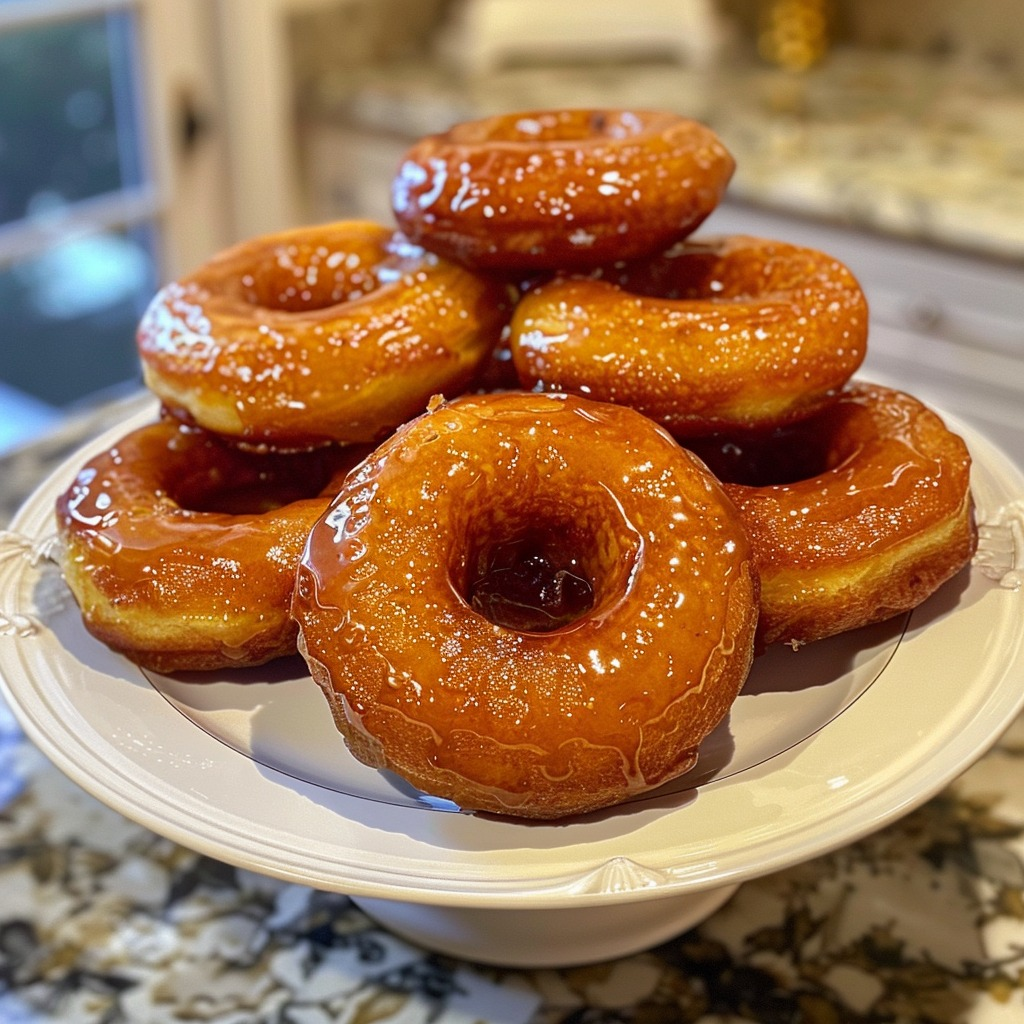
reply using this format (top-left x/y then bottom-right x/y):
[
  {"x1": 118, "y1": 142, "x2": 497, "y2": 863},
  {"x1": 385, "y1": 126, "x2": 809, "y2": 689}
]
[
  {"x1": 0, "y1": 0, "x2": 162, "y2": 452},
  {"x1": 0, "y1": 0, "x2": 315, "y2": 454}
]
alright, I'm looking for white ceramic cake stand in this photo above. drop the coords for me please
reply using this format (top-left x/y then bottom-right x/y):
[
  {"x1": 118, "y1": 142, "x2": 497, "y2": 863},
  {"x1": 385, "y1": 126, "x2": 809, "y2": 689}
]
[{"x1": 1, "y1": 407, "x2": 1022, "y2": 967}]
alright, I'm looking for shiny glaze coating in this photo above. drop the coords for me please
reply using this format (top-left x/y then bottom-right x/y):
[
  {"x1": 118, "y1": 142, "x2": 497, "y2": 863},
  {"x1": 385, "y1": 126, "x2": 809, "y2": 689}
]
[
  {"x1": 689, "y1": 381, "x2": 976, "y2": 646},
  {"x1": 510, "y1": 234, "x2": 868, "y2": 437},
  {"x1": 55, "y1": 419, "x2": 363, "y2": 673},
  {"x1": 391, "y1": 109, "x2": 735, "y2": 272},
  {"x1": 292, "y1": 391, "x2": 759, "y2": 819},
  {"x1": 137, "y1": 221, "x2": 510, "y2": 449}
]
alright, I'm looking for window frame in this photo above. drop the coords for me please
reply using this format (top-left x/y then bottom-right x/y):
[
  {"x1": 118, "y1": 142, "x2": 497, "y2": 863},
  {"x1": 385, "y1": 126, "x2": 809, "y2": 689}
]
[
  {"x1": 0, "y1": 0, "x2": 161, "y2": 270},
  {"x1": 0, "y1": 0, "x2": 241, "y2": 282}
]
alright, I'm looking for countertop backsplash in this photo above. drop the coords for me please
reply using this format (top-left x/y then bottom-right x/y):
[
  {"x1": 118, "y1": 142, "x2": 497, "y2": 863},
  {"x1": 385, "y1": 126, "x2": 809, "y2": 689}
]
[{"x1": 299, "y1": 46, "x2": 1024, "y2": 263}]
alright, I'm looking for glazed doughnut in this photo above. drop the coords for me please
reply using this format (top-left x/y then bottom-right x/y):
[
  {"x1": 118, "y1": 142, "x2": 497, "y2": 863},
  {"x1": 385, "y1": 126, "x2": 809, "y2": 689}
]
[
  {"x1": 391, "y1": 109, "x2": 735, "y2": 272},
  {"x1": 55, "y1": 419, "x2": 364, "y2": 673},
  {"x1": 510, "y1": 234, "x2": 869, "y2": 438},
  {"x1": 137, "y1": 221, "x2": 510, "y2": 450},
  {"x1": 688, "y1": 382, "x2": 977, "y2": 647},
  {"x1": 292, "y1": 390, "x2": 759, "y2": 820}
]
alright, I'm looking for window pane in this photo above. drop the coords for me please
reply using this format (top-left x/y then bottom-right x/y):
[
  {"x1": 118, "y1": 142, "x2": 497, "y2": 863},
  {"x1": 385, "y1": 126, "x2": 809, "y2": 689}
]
[
  {"x1": 0, "y1": 10, "x2": 146, "y2": 227},
  {"x1": 0, "y1": 226, "x2": 156, "y2": 406}
]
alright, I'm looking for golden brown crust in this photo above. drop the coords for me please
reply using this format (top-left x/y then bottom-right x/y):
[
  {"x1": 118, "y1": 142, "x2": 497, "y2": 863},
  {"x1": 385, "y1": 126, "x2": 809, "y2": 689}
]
[
  {"x1": 55, "y1": 420, "x2": 364, "y2": 673},
  {"x1": 690, "y1": 381, "x2": 977, "y2": 646},
  {"x1": 391, "y1": 109, "x2": 735, "y2": 271},
  {"x1": 510, "y1": 235, "x2": 868, "y2": 438},
  {"x1": 137, "y1": 221, "x2": 510, "y2": 449},
  {"x1": 292, "y1": 391, "x2": 759, "y2": 819}
]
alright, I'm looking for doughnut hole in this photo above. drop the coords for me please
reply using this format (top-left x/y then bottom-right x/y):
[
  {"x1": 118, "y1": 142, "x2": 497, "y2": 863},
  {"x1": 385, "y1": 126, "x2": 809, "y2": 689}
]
[
  {"x1": 687, "y1": 402, "x2": 872, "y2": 488},
  {"x1": 168, "y1": 447, "x2": 345, "y2": 515},
  {"x1": 232, "y1": 230, "x2": 421, "y2": 314},
  {"x1": 457, "y1": 494, "x2": 643, "y2": 634},
  {"x1": 609, "y1": 244, "x2": 724, "y2": 300},
  {"x1": 458, "y1": 108, "x2": 652, "y2": 145}
]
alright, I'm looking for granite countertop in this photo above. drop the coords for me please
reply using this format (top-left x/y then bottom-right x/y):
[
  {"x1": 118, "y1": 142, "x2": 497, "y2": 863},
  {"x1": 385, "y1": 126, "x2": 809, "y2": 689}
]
[
  {"x1": 308, "y1": 47, "x2": 1024, "y2": 262},
  {"x1": 1, "y1": 398, "x2": 1024, "y2": 1023}
]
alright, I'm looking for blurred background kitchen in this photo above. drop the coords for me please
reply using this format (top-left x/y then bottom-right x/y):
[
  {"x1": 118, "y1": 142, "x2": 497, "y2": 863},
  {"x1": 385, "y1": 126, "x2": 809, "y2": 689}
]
[{"x1": 2, "y1": 0, "x2": 1022, "y2": 460}]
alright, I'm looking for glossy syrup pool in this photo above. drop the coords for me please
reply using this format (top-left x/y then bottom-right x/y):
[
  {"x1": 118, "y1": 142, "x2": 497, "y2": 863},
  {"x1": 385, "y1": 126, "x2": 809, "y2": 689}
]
[{"x1": 466, "y1": 533, "x2": 595, "y2": 633}]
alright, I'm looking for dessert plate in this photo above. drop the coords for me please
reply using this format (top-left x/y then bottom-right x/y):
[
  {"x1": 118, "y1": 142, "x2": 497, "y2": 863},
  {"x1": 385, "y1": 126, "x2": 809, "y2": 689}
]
[{"x1": 1, "y1": 406, "x2": 1022, "y2": 967}]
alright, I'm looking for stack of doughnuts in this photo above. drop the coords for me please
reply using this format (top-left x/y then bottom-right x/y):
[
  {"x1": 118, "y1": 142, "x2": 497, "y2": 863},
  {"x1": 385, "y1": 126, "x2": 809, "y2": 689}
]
[
  {"x1": 55, "y1": 108, "x2": 977, "y2": 820},
  {"x1": 57, "y1": 220, "x2": 510, "y2": 672}
]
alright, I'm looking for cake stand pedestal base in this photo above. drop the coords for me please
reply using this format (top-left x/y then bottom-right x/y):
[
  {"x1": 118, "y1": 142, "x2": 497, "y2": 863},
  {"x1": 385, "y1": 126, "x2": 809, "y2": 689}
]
[{"x1": 351, "y1": 884, "x2": 740, "y2": 968}]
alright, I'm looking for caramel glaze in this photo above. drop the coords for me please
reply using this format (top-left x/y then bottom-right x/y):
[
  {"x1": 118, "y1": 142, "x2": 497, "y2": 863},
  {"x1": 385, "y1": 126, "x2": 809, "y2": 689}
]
[
  {"x1": 510, "y1": 235, "x2": 868, "y2": 438},
  {"x1": 292, "y1": 391, "x2": 759, "y2": 820},
  {"x1": 55, "y1": 420, "x2": 365, "y2": 673},
  {"x1": 137, "y1": 221, "x2": 511, "y2": 450},
  {"x1": 688, "y1": 381, "x2": 977, "y2": 647},
  {"x1": 391, "y1": 109, "x2": 735, "y2": 273}
]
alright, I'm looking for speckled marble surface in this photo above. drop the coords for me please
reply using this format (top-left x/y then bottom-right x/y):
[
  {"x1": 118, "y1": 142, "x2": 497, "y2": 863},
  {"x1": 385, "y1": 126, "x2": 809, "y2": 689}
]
[
  {"x1": 306, "y1": 47, "x2": 1024, "y2": 262},
  {"x1": 1, "y1": 398, "x2": 1023, "y2": 1023}
]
